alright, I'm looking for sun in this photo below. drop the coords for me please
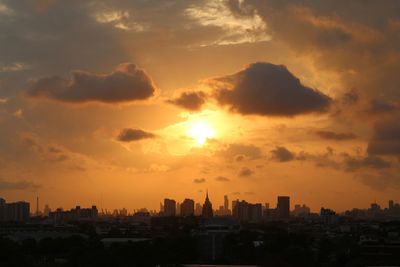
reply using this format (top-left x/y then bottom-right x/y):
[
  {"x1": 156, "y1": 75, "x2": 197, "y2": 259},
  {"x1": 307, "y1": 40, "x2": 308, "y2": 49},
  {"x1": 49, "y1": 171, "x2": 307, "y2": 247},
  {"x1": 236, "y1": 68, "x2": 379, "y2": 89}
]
[{"x1": 187, "y1": 121, "x2": 215, "y2": 145}]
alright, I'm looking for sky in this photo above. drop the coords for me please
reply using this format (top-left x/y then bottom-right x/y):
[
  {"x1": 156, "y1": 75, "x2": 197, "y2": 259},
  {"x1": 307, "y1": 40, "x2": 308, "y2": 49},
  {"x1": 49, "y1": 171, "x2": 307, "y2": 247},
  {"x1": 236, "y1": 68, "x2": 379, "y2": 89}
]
[{"x1": 1, "y1": 0, "x2": 400, "y2": 212}]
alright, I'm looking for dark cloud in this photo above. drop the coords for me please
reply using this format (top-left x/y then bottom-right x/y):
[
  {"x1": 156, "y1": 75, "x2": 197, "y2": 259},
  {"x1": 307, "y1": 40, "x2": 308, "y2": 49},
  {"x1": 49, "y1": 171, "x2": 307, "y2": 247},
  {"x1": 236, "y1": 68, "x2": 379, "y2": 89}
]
[
  {"x1": 238, "y1": 167, "x2": 253, "y2": 177},
  {"x1": 215, "y1": 176, "x2": 230, "y2": 182},
  {"x1": 0, "y1": 179, "x2": 41, "y2": 191},
  {"x1": 368, "y1": 99, "x2": 398, "y2": 114},
  {"x1": 341, "y1": 89, "x2": 359, "y2": 106},
  {"x1": 368, "y1": 119, "x2": 400, "y2": 156},
  {"x1": 296, "y1": 149, "x2": 341, "y2": 169},
  {"x1": 193, "y1": 178, "x2": 206, "y2": 183},
  {"x1": 271, "y1": 146, "x2": 295, "y2": 162},
  {"x1": 210, "y1": 62, "x2": 332, "y2": 116},
  {"x1": 117, "y1": 128, "x2": 155, "y2": 142},
  {"x1": 343, "y1": 154, "x2": 391, "y2": 171},
  {"x1": 218, "y1": 143, "x2": 262, "y2": 160},
  {"x1": 29, "y1": 63, "x2": 156, "y2": 104},
  {"x1": 315, "y1": 130, "x2": 356, "y2": 141},
  {"x1": 167, "y1": 91, "x2": 207, "y2": 111}
]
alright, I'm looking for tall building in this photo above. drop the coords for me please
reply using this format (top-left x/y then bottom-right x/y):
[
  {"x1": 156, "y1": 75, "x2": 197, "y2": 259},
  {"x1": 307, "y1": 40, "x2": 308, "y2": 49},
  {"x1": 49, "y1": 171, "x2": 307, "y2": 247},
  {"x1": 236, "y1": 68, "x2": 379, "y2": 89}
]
[
  {"x1": 176, "y1": 202, "x2": 181, "y2": 216},
  {"x1": 389, "y1": 200, "x2": 394, "y2": 210},
  {"x1": 195, "y1": 203, "x2": 202, "y2": 216},
  {"x1": 163, "y1": 198, "x2": 176, "y2": 216},
  {"x1": 44, "y1": 204, "x2": 51, "y2": 217},
  {"x1": 181, "y1": 198, "x2": 195, "y2": 217},
  {"x1": 224, "y1": 195, "x2": 229, "y2": 212},
  {"x1": 202, "y1": 191, "x2": 213, "y2": 218},
  {"x1": 277, "y1": 196, "x2": 290, "y2": 219},
  {"x1": 0, "y1": 198, "x2": 6, "y2": 221},
  {"x1": 5, "y1": 201, "x2": 30, "y2": 222},
  {"x1": 232, "y1": 200, "x2": 262, "y2": 222}
]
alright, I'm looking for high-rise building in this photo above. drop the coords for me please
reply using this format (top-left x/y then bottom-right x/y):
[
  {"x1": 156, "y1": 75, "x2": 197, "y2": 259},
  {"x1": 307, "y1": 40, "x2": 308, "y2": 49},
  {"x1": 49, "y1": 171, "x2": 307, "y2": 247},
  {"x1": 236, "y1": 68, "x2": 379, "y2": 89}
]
[
  {"x1": 232, "y1": 200, "x2": 262, "y2": 222},
  {"x1": 195, "y1": 203, "x2": 202, "y2": 216},
  {"x1": 202, "y1": 191, "x2": 213, "y2": 218},
  {"x1": 389, "y1": 200, "x2": 394, "y2": 210},
  {"x1": 5, "y1": 201, "x2": 30, "y2": 222},
  {"x1": 0, "y1": 198, "x2": 6, "y2": 221},
  {"x1": 163, "y1": 198, "x2": 176, "y2": 216},
  {"x1": 277, "y1": 196, "x2": 290, "y2": 219},
  {"x1": 44, "y1": 204, "x2": 51, "y2": 217},
  {"x1": 181, "y1": 198, "x2": 195, "y2": 217},
  {"x1": 224, "y1": 195, "x2": 229, "y2": 212}
]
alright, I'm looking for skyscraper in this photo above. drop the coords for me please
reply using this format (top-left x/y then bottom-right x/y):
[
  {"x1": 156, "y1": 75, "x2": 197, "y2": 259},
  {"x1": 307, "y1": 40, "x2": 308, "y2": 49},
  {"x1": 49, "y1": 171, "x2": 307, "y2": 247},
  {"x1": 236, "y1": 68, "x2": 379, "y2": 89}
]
[
  {"x1": 232, "y1": 200, "x2": 262, "y2": 222},
  {"x1": 277, "y1": 196, "x2": 290, "y2": 219},
  {"x1": 181, "y1": 198, "x2": 195, "y2": 217},
  {"x1": 224, "y1": 195, "x2": 229, "y2": 212},
  {"x1": 202, "y1": 191, "x2": 213, "y2": 218},
  {"x1": 163, "y1": 198, "x2": 176, "y2": 216}
]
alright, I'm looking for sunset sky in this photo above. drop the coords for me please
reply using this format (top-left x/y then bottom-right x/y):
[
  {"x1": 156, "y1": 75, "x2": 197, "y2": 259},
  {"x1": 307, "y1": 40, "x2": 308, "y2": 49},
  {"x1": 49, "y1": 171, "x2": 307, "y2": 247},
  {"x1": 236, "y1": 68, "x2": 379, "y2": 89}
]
[{"x1": 1, "y1": 0, "x2": 400, "y2": 212}]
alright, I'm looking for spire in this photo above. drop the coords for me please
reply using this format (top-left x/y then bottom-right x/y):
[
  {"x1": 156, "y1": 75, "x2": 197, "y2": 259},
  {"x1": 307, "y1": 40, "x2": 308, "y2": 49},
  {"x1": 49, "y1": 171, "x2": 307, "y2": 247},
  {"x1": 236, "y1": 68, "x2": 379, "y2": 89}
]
[{"x1": 206, "y1": 189, "x2": 209, "y2": 201}]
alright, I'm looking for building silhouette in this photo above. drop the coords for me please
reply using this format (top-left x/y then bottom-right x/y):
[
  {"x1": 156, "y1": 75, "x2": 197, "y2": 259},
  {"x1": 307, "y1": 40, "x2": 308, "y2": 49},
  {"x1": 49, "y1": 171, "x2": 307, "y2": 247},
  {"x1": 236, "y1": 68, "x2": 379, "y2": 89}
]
[
  {"x1": 195, "y1": 203, "x2": 202, "y2": 216},
  {"x1": 232, "y1": 200, "x2": 262, "y2": 222},
  {"x1": 49, "y1": 205, "x2": 98, "y2": 224},
  {"x1": 277, "y1": 196, "x2": 290, "y2": 219},
  {"x1": 0, "y1": 198, "x2": 30, "y2": 222},
  {"x1": 202, "y1": 191, "x2": 213, "y2": 218},
  {"x1": 163, "y1": 198, "x2": 176, "y2": 216},
  {"x1": 181, "y1": 198, "x2": 195, "y2": 217}
]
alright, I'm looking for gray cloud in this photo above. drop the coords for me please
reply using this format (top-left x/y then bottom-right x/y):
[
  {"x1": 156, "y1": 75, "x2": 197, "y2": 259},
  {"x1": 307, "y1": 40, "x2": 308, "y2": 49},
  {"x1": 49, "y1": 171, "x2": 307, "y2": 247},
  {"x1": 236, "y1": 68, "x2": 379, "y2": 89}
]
[
  {"x1": 368, "y1": 99, "x2": 399, "y2": 114},
  {"x1": 193, "y1": 178, "x2": 206, "y2": 183},
  {"x1": 0, "y1": 179, "x2": 41, "y2": 191},
  {"x1": 238, "y1": 167, "x2": 253, "y2": 177},
  {"x1": 210, "y1": 62, "x2": 332, "y2": 116},
  {"x1": 217, "y1": 143, "x2": 263, "y2": 160},
  {"x1": 368, "y1": 119, "x2": 400, "y2": 156},
  {"x1": 117, "y1": 128, "x2": 155, "y2": 142},
  {"x1": 215, "y1": 176, "x2": 230, "y2": 182},
  {"x1": 315, "y1": 130, "x2": 356, "y2": 141},
  {"x1": 167, "y1": 91, "x2": 207, "y2": 111},
  {"x1": 271, "y1": 146, "x2": 295, "y2": 162},
  {"x1": 29, "y1": 63, "x2": 156, "y2": 104},
  {"x1": 343, "y1": 154, "x2": 391, "y2": 171}
]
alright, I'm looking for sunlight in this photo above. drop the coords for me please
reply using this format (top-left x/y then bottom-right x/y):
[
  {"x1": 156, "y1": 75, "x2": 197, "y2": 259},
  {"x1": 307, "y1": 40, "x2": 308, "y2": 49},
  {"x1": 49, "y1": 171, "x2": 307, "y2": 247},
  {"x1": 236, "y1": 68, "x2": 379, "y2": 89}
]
[{"x1": 187, "y1": 121, "x2": 215, "y2": 145}]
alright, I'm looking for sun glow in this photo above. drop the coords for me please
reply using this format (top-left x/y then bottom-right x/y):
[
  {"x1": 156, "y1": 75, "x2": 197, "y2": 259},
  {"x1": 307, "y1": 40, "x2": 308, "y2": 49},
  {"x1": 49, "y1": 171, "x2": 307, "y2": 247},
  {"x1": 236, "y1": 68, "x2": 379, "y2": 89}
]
[{"x1": 187, "y1": 121, "x2": 215, "y2": 145}]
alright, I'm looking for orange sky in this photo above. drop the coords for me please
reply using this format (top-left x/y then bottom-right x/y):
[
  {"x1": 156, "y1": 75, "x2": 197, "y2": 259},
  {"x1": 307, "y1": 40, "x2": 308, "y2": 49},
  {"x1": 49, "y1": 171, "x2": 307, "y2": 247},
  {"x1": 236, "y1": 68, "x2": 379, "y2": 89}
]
[{"x1": 1, "y1": 0, "x2": 400, "y2": 213}]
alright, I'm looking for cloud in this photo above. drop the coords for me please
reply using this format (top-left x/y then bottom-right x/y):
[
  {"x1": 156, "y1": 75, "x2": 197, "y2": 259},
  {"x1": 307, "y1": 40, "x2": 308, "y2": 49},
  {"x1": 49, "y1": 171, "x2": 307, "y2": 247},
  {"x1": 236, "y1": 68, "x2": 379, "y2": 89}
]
[
  {"x1": 367, "y1": 119, "x2": 400, "y2": 156},
  {"x1": 215, "y1": 176, "x2": 230, "y2": 182},
  {"x1": 0, "y1": 179, "x2": 41, "y2": 191},
  {"x1": 343, "y1": 154, "x2": 391, "y2": 171},
  {"x1": 117, "y1": 128, "x2": 155, "y2": 142},
  {"x1": 166, "y1": 91, "x2": 207, "y2": 111},
  {"x1": 368, "y1": 99, "x2": 398, "y2": 114},
  {"x1": 193, "y1": 178, "x2": 206, "y2": 183},
  {"x1": 315, "y1": 130, "x2": 356, "y2": 141},
  {"x1": 271, "y1": 146, "x2": 295, "y2": 162},
  {"x1": 210, "y1": 62, "x2": 332, "y2": 116},
  {"x1": 217, "y1": 143, "x2": 263, "y2": 160},
  {"x1": 238, "y1": 167, "x2": 253, "y2": 177},
  {"x1": 29, "y1": 63, "x2": 156, "y2": 104}
]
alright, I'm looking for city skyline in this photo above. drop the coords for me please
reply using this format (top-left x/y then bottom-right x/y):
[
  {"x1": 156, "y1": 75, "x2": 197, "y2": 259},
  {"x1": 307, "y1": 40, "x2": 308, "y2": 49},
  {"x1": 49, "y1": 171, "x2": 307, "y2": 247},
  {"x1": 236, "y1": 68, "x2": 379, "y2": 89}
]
[
  {"x1": 1, "y1": 1, "x2": 400, "y2": 212},
  {"x1": 3, "y1": 192, "x2": 400, "y2": 216}
]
